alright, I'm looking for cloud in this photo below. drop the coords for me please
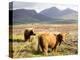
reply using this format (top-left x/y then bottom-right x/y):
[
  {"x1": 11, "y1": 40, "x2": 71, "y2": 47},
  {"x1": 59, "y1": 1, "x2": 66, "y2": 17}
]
[{"x1": 10, "y1": 1, "x2": 78, "y2": 12}]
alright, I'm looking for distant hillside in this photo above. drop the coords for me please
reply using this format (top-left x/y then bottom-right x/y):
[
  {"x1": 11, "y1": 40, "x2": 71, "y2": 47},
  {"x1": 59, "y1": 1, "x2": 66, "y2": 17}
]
[
  {"x1": 40, "y1": 7, "x2": 60, "y2": 18},
  {"x1": 57, "y1": 8, "x2": 78, "y2": 20},
  {"x1": 58, "y1": 13, "x2": 78, "y2": 20},
  {"x1": 9, "y1": 9, "x2": 56, "y2": 24},
  {"x1": 40, "y1": 7, "x2": 78, "y2": 20}
]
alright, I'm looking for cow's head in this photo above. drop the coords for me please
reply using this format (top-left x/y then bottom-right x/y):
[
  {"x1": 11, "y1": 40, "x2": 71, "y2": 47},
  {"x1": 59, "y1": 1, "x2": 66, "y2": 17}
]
[
  {"x1": 29, "y1": 30, "x2": 35, "y2": 35},
  {"x1": 57, "y1": 32, "x2": 68, "y2": 46}
]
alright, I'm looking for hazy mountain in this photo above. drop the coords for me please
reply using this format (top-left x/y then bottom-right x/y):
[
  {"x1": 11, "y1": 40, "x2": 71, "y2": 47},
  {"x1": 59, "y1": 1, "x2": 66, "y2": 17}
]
[
  {"x1": 13, "y1": 9, "x2": 37, "y2": 19},
  {"x1": 9, "y1": 9, "x2": 56, "y2": 24},
  {"x1": 40, "y1": 7, "x2": 78, "y2": 20},
  {"x1": 57, "y1": 8, "x2": 78, "y2": 20},
  {"x1": 40, "y1": 7, "x2": 60, "y2": 18},
  {"x1": 58, "y1": 13, "x2": 78, "y2": 20},
  {"x1": 60, "y1": 8, "x2": 77, "y2": 16}
]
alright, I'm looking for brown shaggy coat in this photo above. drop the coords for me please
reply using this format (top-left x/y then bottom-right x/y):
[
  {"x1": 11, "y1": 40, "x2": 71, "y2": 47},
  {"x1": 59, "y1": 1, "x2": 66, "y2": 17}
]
[
  {"x1": 38, "y1": 32, "x2": 58, "y2": 55},
  {"x1": 38, "y1": 32, "x2": 68, "y2": 55},
  {"x1": 24, "y1": 29, "x2": 35, "y2": 41}
]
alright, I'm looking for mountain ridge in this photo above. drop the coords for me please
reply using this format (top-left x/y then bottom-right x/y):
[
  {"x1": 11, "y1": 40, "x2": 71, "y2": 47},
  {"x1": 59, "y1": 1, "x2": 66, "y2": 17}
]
[
  {"x1": 40, "y1": 7, "x2": 78, "y2": 19},
  {"x1": 9, "y1": 7, "x2": 78, "y2": 24}
]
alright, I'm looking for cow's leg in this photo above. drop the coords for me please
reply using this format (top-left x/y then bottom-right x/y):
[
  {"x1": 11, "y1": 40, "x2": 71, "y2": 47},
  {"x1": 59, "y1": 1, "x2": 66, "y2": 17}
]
[
  {"x1": 37, "y1": 44, "x2": 41, "y2": 53},
  {"x1": 54, "y1": 47, "x2": 57, "y2": 52},
  {"x1": 41, "y1": 44, "x2": 48, "y2": 55},
  {"x1": 43, "y1": 47, "x2": 48, "y2": 55},
  {"x1": 52, "y1": 46, "x2": 57, "y2": 53},
  {"x1": 51, "y1": 47, "x2": 58, "y2": 55}
]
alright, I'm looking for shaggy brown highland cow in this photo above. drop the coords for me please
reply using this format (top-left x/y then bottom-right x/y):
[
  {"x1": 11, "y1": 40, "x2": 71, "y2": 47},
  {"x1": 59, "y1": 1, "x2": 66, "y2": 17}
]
[
  {"x1": 38, "y1": 32, "x2": 68, "y2": 55},
  {"x1": 38, "y1": 32, "x2": 58, "y2": 55}
]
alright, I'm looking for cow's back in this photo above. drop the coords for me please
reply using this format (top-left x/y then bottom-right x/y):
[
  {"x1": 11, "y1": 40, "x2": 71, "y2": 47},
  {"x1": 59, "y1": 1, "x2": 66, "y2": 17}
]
[{"x1": 39, "y1": 32, "x2": 57, "y2": 48}]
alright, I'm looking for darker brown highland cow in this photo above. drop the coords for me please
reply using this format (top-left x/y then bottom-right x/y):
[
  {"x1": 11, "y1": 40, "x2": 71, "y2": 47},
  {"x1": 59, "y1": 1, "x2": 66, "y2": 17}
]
[
  {"x1": 38, "y1": 32, "x2": 65, "y2": 55},
  {"x1": 24, "y1": 29, "x2": 35, "y2": 41}
]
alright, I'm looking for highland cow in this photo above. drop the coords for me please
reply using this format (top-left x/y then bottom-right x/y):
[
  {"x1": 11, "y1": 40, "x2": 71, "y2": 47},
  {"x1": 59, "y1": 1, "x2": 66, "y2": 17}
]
[
  {"x1": 38, "y1": 32, "x2": 68, "y2": 55},
  {"x1": 38, "y1": 32, "x2": 58, "y2": 55},
  {"x1": 24, "y1": 29, "x2": 35, "y2": 41}
]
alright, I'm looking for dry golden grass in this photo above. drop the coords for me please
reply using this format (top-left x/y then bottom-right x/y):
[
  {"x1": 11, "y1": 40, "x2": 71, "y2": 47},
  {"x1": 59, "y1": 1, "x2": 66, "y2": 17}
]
[{"x1": 9, "y1": 23, "x2": 78, "y2": 58}]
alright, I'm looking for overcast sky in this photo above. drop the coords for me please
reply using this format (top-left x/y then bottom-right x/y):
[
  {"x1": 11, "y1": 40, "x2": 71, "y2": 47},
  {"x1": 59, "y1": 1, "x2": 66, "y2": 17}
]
[{"x1": 11, "y1": 1, "x2": 78, "y2": 13}]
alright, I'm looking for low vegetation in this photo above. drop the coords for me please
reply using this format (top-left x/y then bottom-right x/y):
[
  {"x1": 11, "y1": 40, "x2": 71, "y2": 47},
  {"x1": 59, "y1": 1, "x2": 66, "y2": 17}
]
[{"x1": 9, "y1": 24, "x2": 78, "y2": 58}]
